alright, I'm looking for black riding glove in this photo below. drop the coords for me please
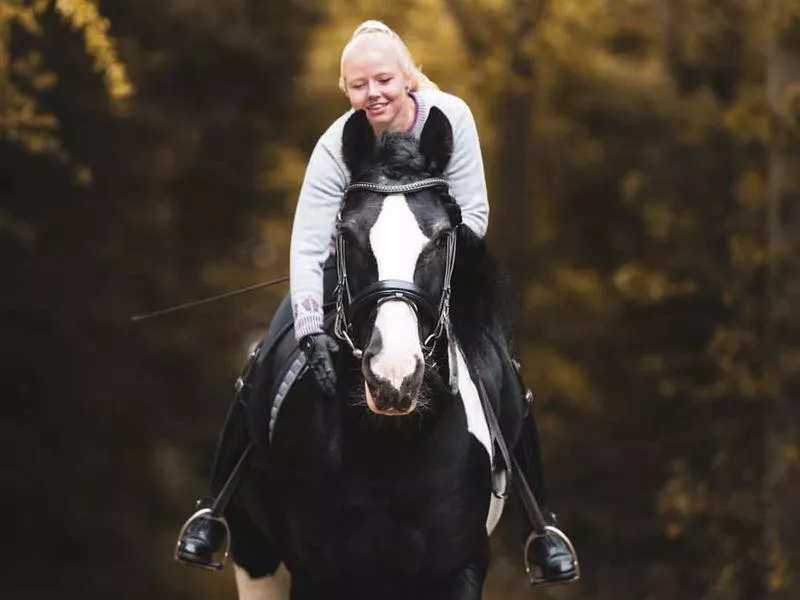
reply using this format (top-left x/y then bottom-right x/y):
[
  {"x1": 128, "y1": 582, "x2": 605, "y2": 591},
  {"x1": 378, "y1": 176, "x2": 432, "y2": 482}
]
[{"x1": 300, "y1": 332, "x2": 339, "y2": 396}]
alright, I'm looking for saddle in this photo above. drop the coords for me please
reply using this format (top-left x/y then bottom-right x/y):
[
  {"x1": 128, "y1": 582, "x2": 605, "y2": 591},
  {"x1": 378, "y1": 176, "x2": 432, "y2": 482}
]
[{"x1": 241, "y1": 307, "x2": 338, "y2": 453}]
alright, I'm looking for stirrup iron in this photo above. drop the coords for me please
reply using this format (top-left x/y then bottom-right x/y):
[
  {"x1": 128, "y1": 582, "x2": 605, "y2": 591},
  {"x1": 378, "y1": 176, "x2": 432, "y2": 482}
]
[
  {"x1": 174, "y1": 507, "x2": 231, "y2": 571},
  {"x1": 523, "y1": 525, "x2": 581, "y2": 587}
]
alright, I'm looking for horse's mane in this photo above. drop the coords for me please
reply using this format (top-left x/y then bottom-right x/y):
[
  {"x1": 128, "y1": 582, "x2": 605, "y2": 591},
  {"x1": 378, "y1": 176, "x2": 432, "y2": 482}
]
[{"x1": 450, "y1": 225, "x2": 513, "y2": 362}]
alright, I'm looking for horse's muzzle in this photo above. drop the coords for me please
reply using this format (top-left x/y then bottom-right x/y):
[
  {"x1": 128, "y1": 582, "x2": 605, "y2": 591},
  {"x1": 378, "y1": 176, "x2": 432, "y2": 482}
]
[{"x1": 363, "y1": 380, "x2": 417, "y2": 416}]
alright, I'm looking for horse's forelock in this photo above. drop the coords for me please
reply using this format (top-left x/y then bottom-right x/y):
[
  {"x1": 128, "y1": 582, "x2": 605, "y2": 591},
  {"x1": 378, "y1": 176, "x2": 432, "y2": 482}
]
[{"x1": 356, "y1": 132, "x2": 431, "y2": 183}]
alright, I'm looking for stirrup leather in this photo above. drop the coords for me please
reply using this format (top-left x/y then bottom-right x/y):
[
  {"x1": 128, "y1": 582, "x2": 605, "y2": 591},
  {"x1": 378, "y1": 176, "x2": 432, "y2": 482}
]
[
  {"x1": 174, "y1": 507, "x2": 232, "y2": 571},
  {"x1": 523, "y1": 525, "x2": 581, "y2": 587}
]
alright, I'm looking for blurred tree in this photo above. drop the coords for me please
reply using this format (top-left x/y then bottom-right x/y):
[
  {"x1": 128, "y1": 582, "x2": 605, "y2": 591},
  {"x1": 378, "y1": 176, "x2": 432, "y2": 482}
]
[
  {"x1": 2, "y1": 1, "x2": 321, "y2": 598},
  {"x1": 765, "y1": 1, "x2": 800, "y2": 597},
  {"x1": 6, "y1": 1, "x2": 799, "y2": 598},
  {"x1": 436, "y1": 1, "x2": 772, "y2": 598},
  {"x1": 0, "y1": 0, "x2": 131, "y2": 164},
  {"x1": 446, "y1": 0, "x2": 546, "y2": 282}
]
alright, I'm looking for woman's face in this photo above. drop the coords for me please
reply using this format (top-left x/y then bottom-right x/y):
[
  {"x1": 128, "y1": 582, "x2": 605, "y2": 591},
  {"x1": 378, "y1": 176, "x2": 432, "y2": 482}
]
[{"x1": 342, "y1": 37, "x2": 413, "y2": 133}]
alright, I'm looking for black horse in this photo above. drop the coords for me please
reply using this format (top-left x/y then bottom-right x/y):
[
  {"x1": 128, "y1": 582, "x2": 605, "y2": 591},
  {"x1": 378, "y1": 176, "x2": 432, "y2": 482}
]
[{"x1": 185, "y1": 108, "x2": 567, "y2": 599}]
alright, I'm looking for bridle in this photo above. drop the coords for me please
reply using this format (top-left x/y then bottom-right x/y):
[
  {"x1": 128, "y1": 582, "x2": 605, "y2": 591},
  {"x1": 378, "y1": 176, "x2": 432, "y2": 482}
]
[{"x1": 333, "y1": 177, "x2": 458, "y2": 376}]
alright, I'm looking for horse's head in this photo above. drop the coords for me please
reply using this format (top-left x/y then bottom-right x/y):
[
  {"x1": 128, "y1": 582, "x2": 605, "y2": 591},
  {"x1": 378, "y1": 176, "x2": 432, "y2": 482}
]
[{"x1": 336, "y1": 107, "x2": 460, "y2": 417}]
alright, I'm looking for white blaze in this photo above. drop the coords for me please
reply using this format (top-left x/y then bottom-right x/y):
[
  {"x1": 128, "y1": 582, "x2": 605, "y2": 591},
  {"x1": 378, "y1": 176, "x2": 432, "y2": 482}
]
[{"x1": 368, "y1": 194, "x2": 428, "y2": 388}]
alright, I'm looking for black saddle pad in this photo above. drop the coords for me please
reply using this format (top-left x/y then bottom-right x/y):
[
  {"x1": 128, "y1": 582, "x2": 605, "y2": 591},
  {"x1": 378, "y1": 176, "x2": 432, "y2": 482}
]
[{"x1": 243, "y1": 310, "x2": 337, "y2": 450}]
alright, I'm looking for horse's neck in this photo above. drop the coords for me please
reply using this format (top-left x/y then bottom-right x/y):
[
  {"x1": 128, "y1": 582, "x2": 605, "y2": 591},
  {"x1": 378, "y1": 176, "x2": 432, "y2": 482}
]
[
  {"x1": 451, "y1": 339, "x2": 493, "y2": 460},
  {"x1": 454, "y1": 329, "x2": 505, "y2": 383}
]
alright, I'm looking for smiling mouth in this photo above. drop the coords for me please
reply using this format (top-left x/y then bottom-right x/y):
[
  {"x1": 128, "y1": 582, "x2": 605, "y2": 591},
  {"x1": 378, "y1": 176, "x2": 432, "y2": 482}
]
[{"x1": 367, "y1": 102, "x2": 388, "y2": 112}]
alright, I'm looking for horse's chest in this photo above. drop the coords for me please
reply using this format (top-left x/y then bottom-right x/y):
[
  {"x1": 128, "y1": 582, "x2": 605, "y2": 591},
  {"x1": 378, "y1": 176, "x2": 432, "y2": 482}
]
[{"x1": 278, "y1": 435, "x2": 492, "y2": 577}]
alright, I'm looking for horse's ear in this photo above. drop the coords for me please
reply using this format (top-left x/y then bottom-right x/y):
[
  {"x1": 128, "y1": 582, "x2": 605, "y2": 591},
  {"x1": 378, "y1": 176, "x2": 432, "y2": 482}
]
[
  {"x1": 342, "y1": 110, "x2": 376, "y2": 176},
  {"x1": 419, "y1": 106, "x2": 453, "y2": 173}
]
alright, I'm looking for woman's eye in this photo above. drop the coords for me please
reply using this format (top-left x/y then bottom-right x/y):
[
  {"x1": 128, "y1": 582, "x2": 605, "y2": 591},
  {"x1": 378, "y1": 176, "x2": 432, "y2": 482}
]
[{"x1": 378, "y1": 78, "x2": 392, "y2": 84}]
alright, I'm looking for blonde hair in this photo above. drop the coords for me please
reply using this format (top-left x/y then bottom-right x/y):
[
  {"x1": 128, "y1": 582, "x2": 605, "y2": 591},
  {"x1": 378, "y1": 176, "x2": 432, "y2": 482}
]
[{"x1": 338, "y1": 20, "x2": 439, "y2": 93}]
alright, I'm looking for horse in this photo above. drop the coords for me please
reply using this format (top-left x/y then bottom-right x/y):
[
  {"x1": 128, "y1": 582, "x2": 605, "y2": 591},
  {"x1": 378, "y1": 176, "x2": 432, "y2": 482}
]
[{"x1": 226, "y1": 107, "x2": 527, "y2": 600}]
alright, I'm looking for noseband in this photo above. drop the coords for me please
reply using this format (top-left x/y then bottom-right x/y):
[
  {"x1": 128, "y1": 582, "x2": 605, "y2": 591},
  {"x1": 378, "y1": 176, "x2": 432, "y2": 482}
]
[{"x1": 333, "y1": 177, "x2": 457, "y2": 364}]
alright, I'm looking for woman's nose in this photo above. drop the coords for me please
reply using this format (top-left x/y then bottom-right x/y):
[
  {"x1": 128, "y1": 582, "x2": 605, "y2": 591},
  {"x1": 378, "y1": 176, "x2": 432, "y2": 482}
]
[{"x1": 367, "y1": 80, "x2": 379, "y2": 96}]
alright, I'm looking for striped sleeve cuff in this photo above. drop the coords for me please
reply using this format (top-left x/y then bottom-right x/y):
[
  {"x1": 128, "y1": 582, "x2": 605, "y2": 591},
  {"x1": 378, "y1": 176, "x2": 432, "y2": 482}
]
[{"x1": 293, "y1": 307, "x2": 324, "y2": 341}]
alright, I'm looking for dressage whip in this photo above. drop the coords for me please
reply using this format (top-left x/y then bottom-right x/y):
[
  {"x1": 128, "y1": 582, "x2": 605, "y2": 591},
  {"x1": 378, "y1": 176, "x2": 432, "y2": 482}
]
[{"x1": 129, "y1": 275, "x2": 289, "y2": 322}]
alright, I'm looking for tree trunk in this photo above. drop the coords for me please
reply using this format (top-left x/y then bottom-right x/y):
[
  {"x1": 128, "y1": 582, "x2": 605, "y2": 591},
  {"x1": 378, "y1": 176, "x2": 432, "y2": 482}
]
[
  {"x1": 445, "y1": 0, "x2": 546, "y2": 277},
  {"x1": 765, "y1": 2, "x2": 800, "y2": 598}
]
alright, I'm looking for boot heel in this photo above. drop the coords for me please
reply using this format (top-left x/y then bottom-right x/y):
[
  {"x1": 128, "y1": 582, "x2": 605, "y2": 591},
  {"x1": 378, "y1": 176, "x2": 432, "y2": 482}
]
[
  {"x1": 174, "y1": 508, "x2": 231, "y2": 571},
  {"x1": 524, "y1": 525, "x2": 580, "y2": 587}
]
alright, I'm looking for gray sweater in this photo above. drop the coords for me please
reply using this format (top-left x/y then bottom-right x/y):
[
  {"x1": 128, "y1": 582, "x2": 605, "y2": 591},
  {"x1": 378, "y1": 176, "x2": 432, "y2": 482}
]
[{"x1": 289, "y1": 89, "x2": 489, "y2": 339}]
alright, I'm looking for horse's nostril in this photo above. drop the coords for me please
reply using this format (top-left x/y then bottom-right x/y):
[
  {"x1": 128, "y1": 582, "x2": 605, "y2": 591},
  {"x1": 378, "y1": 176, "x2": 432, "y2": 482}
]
[
  {"x1": 376, "y1": 394, "x2": 391, "y2": 411},
  {"x1": 397, "y1": 394, "x2": 412, "y2": 411}
]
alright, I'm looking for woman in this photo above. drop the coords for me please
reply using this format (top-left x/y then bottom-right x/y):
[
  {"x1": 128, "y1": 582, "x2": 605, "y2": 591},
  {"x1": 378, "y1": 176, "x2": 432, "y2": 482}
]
[{"x1": 176, "y1": 20, "x2": 576, "y2": 585}]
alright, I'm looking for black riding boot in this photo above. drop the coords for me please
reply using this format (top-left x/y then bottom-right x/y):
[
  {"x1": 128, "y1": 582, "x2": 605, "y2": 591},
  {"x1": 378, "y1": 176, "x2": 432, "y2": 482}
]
[
  {"x1": 175, "y1": 345, "x2": 260, "y2": 570},
  {"x1": 512, "y1": 362, "x2": 578, "y2": 585}
]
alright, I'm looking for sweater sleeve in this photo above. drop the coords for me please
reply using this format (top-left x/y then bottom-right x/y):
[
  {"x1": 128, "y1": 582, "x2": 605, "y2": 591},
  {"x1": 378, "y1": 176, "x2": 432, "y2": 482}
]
[
  {"x1": 289, "y1": 134, "x2": 348, "y2": 340},
  {"x1": 445, "y1": 101, "x2": 489, "y2": 237}
]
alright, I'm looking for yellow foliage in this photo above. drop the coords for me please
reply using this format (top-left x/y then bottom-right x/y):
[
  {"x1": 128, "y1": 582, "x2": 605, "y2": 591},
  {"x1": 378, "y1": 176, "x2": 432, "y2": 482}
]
[
  {"x1": 735, "y1": 169, "x2": 766, "y2": 210},
  {"x1": 257, "y1": 145, "x2": 311, "y2": 209},
  {"x1": 300, "y1": 0, "x2": 472, "y2": 103},
  {"x1": 522, "y1": 347, "x2": 603, "y2": 414},
  {"x1": 642, "y1": 200, "x2": 676, "y2": 240},
  {"x1": 706, "y1": 326, "x2": 768, "y2": 400},
  {"x1": 723, "y1": 86, "x2": 770, "y2": 145},
  {"x1": 657, "y1": 460, "x2": 709, "y2": 537},
  {"x1": 613, "y1": 263, "x2": 698, "y2": 302},
  {"x1": 0, "y1": 0, "x2": 132, "y2": 163},
  {"x1": 729, "y1": 233, "x2": 766, "y2": 273},
  {"x1": 620, "y1": 170, "x2": 645, "y2": 203},
  {"x1": 772, "y1": 0, "x2": 800, "y2": 48},
  {"x1": 768, "y1": 540, "x2": 790, "y2": 592},
  {"x1": 707, "y1": 327, "x2": 755, "y2": 366},
  {"x1": 54, "y1": 0, "x2": 133, "y2": 101},
  {"x1": 524, "y1": 265, "x2": 613, "y2": 318},
  {"x1": 1, "y1": 1, "x2": 59, "y2": 156}
]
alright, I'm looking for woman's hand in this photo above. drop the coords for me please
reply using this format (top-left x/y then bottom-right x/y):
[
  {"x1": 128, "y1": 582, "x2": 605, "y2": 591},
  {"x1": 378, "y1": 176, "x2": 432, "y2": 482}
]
[{"x1": 300, "y1": 333, "x2": 340, "y2": 396}]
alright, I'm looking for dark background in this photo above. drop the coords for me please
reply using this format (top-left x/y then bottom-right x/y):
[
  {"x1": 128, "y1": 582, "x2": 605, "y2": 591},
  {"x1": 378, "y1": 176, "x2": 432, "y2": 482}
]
[{"x1": 3, "y1": 1, "x2": 800, "y2": 598}]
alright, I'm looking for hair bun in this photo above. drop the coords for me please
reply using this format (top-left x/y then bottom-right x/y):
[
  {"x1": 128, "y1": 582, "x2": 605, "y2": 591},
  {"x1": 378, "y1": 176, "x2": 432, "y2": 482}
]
[{"x1": 352, "y1": 20, "x2": 395, "y2": 39}]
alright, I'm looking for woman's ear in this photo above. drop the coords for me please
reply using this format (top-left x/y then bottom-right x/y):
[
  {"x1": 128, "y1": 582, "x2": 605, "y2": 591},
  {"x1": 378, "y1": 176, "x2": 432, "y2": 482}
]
[
  {"x1": 342, "y1": 110, "x2": 375, "y2": 176},
  {"x1": 419, "y1": 106, "x2": 453, "y2": 173}
]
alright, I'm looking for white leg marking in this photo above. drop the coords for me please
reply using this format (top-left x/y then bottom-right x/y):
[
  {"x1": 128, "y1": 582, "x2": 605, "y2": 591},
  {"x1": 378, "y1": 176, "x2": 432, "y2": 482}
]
[
  {"x1": 368, "y1": 195, "x2": 429, "y2": 386},
  {"x1": 234, "y1": 565, "x2": 286, "y2": 600},
  {"x1": 455, "y1": 342, "x2": 507, "y2": 534}
]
